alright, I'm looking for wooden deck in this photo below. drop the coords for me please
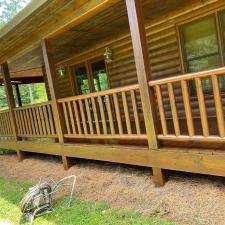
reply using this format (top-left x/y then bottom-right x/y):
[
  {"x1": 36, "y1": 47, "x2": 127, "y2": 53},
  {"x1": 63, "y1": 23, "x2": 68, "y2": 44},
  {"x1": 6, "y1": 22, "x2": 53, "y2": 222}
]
[
  {"x1": 1, "y1": 66, "x2": 225, "y2": 186},
  {"x1": 1, "y1": 0, "x2": 225, "y2": 186}
]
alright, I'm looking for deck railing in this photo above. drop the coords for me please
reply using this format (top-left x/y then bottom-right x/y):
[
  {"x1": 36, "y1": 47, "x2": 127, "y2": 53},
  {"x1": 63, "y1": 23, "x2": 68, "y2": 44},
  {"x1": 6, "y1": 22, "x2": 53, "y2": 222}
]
[
  {"x1": 58, "y1": 84, "x2": 147, "y2": 140},
  {"x1": 13, "y1": 101, "x2": 57, "y2": 138},
  {"x1": 0, "y1": 109, "x2": 14, "y2": 137},
  {"x1": 149, "y1": 67, "x2": 225, "y2": 142}
]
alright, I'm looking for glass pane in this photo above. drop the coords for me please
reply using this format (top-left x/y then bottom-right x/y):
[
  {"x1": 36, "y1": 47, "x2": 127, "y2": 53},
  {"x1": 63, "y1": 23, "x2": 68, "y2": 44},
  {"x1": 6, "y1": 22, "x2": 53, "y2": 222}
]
[
  {"x1": 182, "y1": 16, "x2": 220, "y2": 72},
  {"x1": 187, "y1": 54, "x2": 220, "y2": 72},
  {"x1": 220, "y1": 11, "x2": 225, "y2": 63},
  {"x1": 91, "y1": 60, "x2": 109, "y2": 92},
  {"x1": 74, "y1": 66, "x2": 90, "y2": 95}
]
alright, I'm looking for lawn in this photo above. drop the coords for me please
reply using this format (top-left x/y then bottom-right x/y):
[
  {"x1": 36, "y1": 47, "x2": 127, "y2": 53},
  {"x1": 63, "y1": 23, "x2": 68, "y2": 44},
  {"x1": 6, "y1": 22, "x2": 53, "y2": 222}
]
[{"x1": 0, "y1": 177, "x2": 177, "y2": 225}]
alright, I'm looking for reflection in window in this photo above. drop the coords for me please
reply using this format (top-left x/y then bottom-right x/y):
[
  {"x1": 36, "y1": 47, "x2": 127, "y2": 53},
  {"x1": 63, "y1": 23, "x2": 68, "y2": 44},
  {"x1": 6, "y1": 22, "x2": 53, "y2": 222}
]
[
  {"x1": 181, "y1": 15, "x2": 225, "y2": 95},
  {"x1": 91, "y1": 60, "x2": 109, "y2": 92},
  {"x1": 74, "y1": 66, "x2": 90, "y2": 95}
]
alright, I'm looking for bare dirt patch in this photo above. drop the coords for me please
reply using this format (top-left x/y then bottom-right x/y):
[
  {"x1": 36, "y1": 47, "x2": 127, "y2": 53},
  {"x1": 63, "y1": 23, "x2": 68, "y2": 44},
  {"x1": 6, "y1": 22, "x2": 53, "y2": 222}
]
[{"x1": 0, "y1": 153, "x2": 225, "y2": 225}]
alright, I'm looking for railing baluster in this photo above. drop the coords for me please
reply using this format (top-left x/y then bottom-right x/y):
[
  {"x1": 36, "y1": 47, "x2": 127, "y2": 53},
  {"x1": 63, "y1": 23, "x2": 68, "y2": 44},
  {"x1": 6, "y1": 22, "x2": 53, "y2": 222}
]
[
  {"x1": 91, "y1": 97, "x2": 100, "y2": 135},
  {"x1": 68, "y1": 101, "x2": 76, "y2": 134},
  {"x1": 168, "y1": 83, "x2": 180, "y2": 136},
  {"x1": 212, "y1": 75, "x2": 225, "y2": 137},
  {"x1": 47, "y1": 104, "x2": 55, "y2": 135},
  {"x1": 79, "y1": 99, "x2": 88, "y2": 134},
  {"x1": 122, "y1": 91, "x2": 132, "y2": 135},
  {"x1": 0, "y1": 114, "x2": 3, "y2": 135},
  {"x1": 29, "y1": 108, "x2": 35, "y2": 135},
  {"x1": 130, "y1": 89, "x2": 141, "y2": 135},
  {"x1": 19, "y1": 110, "x2": 25, "y2": 135},
  {"x1": 43, "y1": 105, "x2": 51, "y2": 135},
  {"x1": 24, "y1": 109, "x2": 30, "y2": 135},
  {"x1": 2, "y1": 113, "x2": 6, "y2": 135},
  {"x1": 98, "y1": 96, "x2": 107, "y2": 134},
  {"x1": 195, "y1": 78, "x2": 209, "y2": 137},
  {"x1": 85, "y1": 99, "x2": 94, "y2": 134},
  {"x1": 105, "y1": 95, "x2": 115, "y2": 135},
  {"x1": 73, "y1": 101, "x2": 82, "y2": 134},
  {"x1": 31, "y1": 107, "x2": 38, "y2": 135},
  {"x1": 36, "y1": 106, "x2": 43, "y2": 135},
  {"x1": 62, "y1": 102, "x2": 71, "y2": 135},
  {"x1": 39, "y1": 106, "x2": 47, "y2": 135},
  {"x1": 155, "y1": 85, "x2": 168, "y2": 136},
  {"x1": 113, "y1": 93, "x2": 123, "y2": 135},
  {"x1": 181, "y1": 80, "x2": 194, "y2": 136}
]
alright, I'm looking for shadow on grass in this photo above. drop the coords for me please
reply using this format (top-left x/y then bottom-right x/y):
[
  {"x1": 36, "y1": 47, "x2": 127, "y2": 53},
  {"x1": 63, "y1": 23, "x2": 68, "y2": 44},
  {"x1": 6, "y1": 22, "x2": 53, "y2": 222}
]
[{"x1": 0, "y1": 177, "x2": 176, "y2": 225}]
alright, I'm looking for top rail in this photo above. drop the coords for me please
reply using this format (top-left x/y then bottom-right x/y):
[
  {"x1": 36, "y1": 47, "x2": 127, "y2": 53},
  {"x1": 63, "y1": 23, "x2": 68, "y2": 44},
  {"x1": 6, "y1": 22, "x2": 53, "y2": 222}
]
[
  {"x1": 149, "y1": 67, "x2": 225, "y2": 86},
  {"x1": 58, "y1": 84, "x2": 139, "y2": 103},
  {"x1": 13, "y1": 101, "x2": 53, "y2": 110}
]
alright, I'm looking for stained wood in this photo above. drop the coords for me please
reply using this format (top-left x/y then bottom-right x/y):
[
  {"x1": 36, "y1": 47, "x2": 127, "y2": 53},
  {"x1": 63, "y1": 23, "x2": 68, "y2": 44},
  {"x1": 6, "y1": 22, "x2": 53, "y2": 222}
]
[
  {"x1": 130, "y1": 89, "x2": 141, "y2": 134},
  {"x1": 155, "y1": 85, "x2": 168, "y2": 136},
  {"x1": 91, "y1": 97, "x2": 100, "y2": 135},
  {"x1": 181, "y1": 80, "x2": 194, "y2": 136},
  {"x1": 195, "y1": 78, "x2": 209, "y2": 137},
  {"x1": 126, "y1": 0, "x2": 158, "y2": 149},
  {"x1": 105, "y1": 95, "x2": 115, "y2": 135},
  {"x1": 113, "y1": 93, "x2": 123, "y2": 135},
  {"x1": 211, "y1": 75, "x2": 225, "y2": 137},
  {"x1": 167, "y1": 83, "x2": 180, "y2": 136}
]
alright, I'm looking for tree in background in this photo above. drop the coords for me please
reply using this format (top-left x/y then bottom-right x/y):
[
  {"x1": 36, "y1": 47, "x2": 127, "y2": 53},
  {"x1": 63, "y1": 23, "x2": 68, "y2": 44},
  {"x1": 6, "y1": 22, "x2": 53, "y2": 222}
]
[{"x1": 0, "y1": 0, "x2": 31, "y2": 26}]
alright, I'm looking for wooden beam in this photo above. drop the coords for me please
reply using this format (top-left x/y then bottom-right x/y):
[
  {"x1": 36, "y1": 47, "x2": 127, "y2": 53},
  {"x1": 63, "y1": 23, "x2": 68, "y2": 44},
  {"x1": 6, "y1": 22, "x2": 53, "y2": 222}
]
[
  {"x1": 46, "y1": 0, "x2": 121, "y2": 39},
  {"x1": 1, "y1": 62, "x2": 25, "y2": 161},
  {"x1": 152, "y1": 168, "x2": 168, "y2": 187},
  {"x1": 125, "y1": 0, "x2": 158, "y2": 149},
  {"x1": 15, "y1": 84, "x2": 22, "y2": 107},
  {"x1": 41, "y1": 39, "x2": 71, "y2": 169},
  {"x1": 125, "y1": 0, "x2": 167, "y2": 186}
]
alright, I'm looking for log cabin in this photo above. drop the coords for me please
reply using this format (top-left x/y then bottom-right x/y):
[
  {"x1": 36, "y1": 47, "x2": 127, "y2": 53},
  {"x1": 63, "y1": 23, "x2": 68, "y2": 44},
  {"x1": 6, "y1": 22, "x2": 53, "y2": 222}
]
[{"x1": 1, "y1": 0, "x2": 225, "y2": 186}]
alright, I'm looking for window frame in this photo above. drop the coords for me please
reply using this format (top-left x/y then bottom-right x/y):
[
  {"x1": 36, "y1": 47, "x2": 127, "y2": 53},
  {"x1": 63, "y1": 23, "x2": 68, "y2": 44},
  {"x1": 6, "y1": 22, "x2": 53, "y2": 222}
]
[
  {"x1": 178, "y1": 10, "x2": 225, "y2": 96},
  {"x1": 70, "y1": 56, "x2": 110, "y2": 96}
]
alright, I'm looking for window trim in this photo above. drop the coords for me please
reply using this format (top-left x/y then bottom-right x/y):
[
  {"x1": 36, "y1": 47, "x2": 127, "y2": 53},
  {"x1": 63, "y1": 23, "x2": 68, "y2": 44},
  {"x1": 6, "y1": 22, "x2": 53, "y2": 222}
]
[
  {"x1": 178, "y1": 10, "x2": 225, "y2": 96},
  {"x1": 70, "y1": 56, "x2": 110, "y2": 96}
]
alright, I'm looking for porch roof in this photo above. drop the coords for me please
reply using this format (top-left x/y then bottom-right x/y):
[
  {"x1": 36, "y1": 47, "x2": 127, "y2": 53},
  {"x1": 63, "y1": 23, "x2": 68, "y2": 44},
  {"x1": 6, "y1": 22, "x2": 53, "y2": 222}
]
[{"x1": 0, "y1": 0, "x2": 215, "y2": 82}]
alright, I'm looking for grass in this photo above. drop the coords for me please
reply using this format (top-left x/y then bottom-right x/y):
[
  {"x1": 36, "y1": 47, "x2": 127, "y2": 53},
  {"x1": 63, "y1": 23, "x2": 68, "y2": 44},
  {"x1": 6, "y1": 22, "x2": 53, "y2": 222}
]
[
  {"x1": 0, "y1": 149, "x2": 16, "y2": 155},
  {"x1": 0, "y1": 177, "x2": 177, "y2": 225}
]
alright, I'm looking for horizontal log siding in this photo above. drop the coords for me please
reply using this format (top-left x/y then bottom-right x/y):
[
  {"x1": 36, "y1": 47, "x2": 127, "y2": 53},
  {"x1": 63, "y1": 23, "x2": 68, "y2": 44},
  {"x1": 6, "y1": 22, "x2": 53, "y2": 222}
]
[{"x1": 56, "y1": 2, "x2": 225, "y2": 138}]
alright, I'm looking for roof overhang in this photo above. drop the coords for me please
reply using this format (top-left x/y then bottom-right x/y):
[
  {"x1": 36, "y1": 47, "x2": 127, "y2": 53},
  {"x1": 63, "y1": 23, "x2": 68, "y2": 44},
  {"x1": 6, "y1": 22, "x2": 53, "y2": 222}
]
[{"x1": 0, "y1": 0, "x2": 48, "y2": 38}]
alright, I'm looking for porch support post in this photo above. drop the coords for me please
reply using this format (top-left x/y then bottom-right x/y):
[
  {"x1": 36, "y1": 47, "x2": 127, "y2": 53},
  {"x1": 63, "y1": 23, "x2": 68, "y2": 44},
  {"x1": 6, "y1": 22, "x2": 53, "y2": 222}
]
[
  {"x1": 15, "y1": 84, "x2": 22, "y2": 106},
  {"x1": 125, "y1": 0, "x2": 167, "y2": 186},
  {"x1": 1, "y1": 62, "x2": 25, "y2": 161},
  {"x1": 41, "y1": 39, "x2": 71, "y2": 170}
]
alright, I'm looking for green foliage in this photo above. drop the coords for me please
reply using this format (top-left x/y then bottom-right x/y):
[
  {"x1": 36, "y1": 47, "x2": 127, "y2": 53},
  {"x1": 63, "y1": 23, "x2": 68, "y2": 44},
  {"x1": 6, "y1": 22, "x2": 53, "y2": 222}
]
[
  {"x1": 19, "y1": 83, "x2": 48, "y2": 105},
  {"x1": 0, "y1": 149, "x2": 16, "y2": 155},
  {"x1": 0, "y1": 177, "x2": 177, "y2": 225},
  {"x1": 0, "y1": 83, "x2": 48, "y2": 110},
  {"x1": 0, "y1": 0, "x2": 31, "y2": 27}
]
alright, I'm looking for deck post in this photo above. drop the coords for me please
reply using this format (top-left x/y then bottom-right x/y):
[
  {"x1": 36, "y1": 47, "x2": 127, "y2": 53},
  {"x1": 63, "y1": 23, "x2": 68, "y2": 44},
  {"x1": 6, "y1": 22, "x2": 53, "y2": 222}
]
[
  {"x1": 1, "y1": 62, "x2": 25, "y2": 161},
  {"x1": 125, "y1": 0, "x2": 168, "y2": 186},
  {"x1": 15, "y1": 84, "x2": 22, "y2": 107},
  {"x1": 41, "y1": 39, "x2": 71, "y2": 170}
]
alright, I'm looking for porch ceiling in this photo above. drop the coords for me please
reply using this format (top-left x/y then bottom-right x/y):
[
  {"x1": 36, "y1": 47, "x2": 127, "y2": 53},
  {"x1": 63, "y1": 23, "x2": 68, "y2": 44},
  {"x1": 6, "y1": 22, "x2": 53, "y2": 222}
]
[{"x1": 0, "y1": 0, "x2": 211, "y2": 80}]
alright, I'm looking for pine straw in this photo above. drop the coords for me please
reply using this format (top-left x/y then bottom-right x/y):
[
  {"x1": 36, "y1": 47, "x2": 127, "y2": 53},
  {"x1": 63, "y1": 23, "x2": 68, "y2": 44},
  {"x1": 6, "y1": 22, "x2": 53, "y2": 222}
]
[{"x1": 0, "y1": 153, "x2": 225, "y2": 225}]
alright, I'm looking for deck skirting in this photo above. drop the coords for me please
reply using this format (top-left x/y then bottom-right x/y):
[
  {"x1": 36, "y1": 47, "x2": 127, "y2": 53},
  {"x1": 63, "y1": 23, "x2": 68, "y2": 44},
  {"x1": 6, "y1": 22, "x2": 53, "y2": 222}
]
[{"x1": 1, "y1": 140, "x2": 225, "y2": 177}]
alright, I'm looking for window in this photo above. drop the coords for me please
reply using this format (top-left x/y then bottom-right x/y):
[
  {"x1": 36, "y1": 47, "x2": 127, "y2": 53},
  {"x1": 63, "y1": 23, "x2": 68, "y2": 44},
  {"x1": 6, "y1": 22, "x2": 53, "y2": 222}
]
[
  {"x1": 74, "y1": 65, "x2": 90, "y2": 95},
  {"x1": 73, "y1": 59, "x2": 109, "y2": 95},
  {"x1": 180, "y1": 12, "x2": 225, "y2": 95},
  {"x1": 91, "y1": 60, "x2": 109, "y2": 92}
]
